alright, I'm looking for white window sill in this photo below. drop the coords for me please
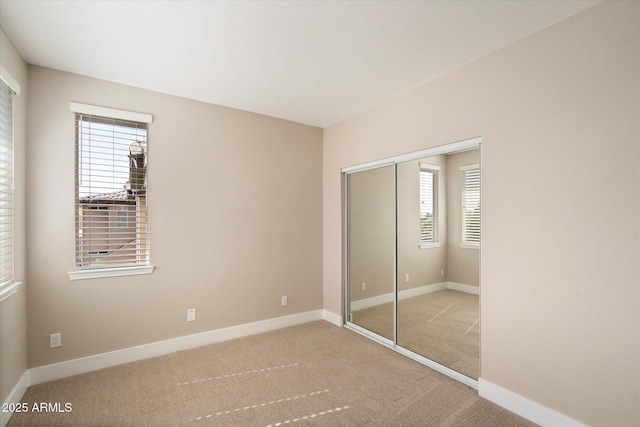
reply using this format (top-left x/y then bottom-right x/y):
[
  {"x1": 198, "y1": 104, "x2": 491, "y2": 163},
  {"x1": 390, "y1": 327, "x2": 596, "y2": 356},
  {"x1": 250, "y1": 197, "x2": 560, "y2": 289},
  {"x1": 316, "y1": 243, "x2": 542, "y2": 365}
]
[
  {"x1": 67, "y1": 265, "x2": 155, "y2": 281},
  {"x1": 0, "y1": 281, "x2": 22, "y2": 303},
  {"x1": 460, "y1": 243, "x2": 480, "y2": 250},
  {"x1": 419, "y1": 243, "x2": 441, "y2": 249}
]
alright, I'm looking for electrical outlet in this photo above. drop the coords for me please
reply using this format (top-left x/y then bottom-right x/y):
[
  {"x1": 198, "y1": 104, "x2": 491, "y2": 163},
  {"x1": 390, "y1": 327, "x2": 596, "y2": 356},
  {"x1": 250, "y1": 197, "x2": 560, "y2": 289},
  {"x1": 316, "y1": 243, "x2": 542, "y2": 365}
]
[
  {"x1": 281, "y1": 296, "x2": 288, "y2": 306},
  {"x1": 361, "y1": 282, "x2": 366, "y2": 291},
  {"x1": 441, "y1": 269, "x2": 445, "y2": 276},
  {"x1": 187, "y1": 308, "x2": 196, "y2": 322},
  {"x1": 405, "y1": 273, "x2": 410, "y2": 282},
  {"x1": 50, "y1": 333, "x2": 61, "y2": 348}
]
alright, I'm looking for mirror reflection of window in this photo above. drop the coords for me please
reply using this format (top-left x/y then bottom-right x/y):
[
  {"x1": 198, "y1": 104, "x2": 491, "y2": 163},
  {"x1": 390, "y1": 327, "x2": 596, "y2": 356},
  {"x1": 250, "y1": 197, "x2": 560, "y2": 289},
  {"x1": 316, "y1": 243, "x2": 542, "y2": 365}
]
[
  {"x1": 461, "y1": 165, "x2": 480, "y2": 248},
  {"x1": 419, "y1": 163, "x2": 440, "y2": 248}
]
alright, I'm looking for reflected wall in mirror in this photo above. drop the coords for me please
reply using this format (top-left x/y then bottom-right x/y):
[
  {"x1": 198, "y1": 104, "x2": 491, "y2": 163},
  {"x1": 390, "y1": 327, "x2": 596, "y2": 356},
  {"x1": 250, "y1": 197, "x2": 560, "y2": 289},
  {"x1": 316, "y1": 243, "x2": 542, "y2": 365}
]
[
  {"x1": 397, "y1": 149, "x2": 479, "y2": 379},
  {"x1": 347, "y1": 164, "x2": 395, "y2": 341}
]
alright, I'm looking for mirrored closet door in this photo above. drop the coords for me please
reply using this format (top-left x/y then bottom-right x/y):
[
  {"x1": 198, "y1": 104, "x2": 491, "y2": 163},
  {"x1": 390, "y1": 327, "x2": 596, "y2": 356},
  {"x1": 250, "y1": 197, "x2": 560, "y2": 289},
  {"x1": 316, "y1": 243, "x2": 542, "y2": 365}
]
[
  {"x1": 344, "y1": 139, "x2": 480, "y2": 384},
  {"x1": 346, "y1": 163, "x2": 395, "y2": 343}
]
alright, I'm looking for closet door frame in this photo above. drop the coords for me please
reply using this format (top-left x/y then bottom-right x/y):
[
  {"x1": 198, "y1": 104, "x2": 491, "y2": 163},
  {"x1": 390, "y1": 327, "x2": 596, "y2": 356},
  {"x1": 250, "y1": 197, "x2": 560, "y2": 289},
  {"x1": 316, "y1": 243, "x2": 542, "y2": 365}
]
[
  {"x1": 343, "y1": 137, "x2": 481, "y2": 390},
  {"x1": 343, "y1": 161, "x2": 396, "y2": 349}
]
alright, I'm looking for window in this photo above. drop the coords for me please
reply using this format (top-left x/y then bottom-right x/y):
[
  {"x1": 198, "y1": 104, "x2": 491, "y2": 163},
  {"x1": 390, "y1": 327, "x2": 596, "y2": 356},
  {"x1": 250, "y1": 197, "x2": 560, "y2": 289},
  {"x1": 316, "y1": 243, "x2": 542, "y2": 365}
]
[
  {"x1": 0, "y1": 73, "x2": 20, "y2": 302},
  {"x1": 419, "y1": 163, "x2": 440, "y2": 248},
  {"x1": 461, "y1": 164, "x2": 480, "y2": 248},
  {"x1": 117, "y1": 208, "x2": 129, "y2": 228},
  {"x1": 69, "y1": 103, "x2": 154, "y2": 279}
]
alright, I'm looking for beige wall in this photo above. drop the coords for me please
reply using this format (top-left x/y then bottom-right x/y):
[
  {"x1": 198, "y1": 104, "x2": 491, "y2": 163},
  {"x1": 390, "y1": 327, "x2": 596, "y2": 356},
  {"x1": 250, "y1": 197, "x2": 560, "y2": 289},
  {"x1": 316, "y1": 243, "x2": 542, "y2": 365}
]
[
  {"x1": 323, "y1": 2, "x2": 639, "y2": 426},
  {"x1": 0, "y1": 27, "x2": 28, "y2": 403},
  {"x1": 26, "y1": 66, "x2": 323, "y2": 368}
]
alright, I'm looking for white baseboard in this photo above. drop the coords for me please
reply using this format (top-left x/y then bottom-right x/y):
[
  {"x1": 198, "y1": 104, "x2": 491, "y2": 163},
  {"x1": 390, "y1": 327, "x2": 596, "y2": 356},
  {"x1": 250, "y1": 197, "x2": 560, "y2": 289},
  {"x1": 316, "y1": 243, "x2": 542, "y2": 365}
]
[
  {"x1": 349, "y1": 291, "x2": 394, "y2": 311},
  {"x1": 1, "y1": 370, "x2": 29, "y2": 427},
  {"x1": 350, "y1": 281, "x2": 479, "y2": 311},
  {"x1": 447, "y1": 281, "x2": 480, "y2": 295},
  {"x1": 29, "y1": 309, "x2": 324, "y2": 386},
  {"x1": 4, "y1": 312, "x2": 580, "y2": 427},
  {"x1": 478, "y1": 378, "x2": 584, "y2": 427},
  {"x1": 322, "y1": 309, "x2": 343, "y2": 326},
  {"x1": 350, "y1": 282, "x2": 447, "y2": 311},
  {"x1": 400, "y1": 282, "x2": 448, "y2": 300}
]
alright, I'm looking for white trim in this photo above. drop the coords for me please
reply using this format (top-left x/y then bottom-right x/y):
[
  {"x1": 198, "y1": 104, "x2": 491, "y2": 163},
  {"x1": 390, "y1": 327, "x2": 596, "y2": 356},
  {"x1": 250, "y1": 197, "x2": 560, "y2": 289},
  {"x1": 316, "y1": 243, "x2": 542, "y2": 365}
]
[
  {"x1": 341, "y1": 136, "x2": 481, "y2": 173},
  {"x1": 0, "y1": 281, "x2": 21, "y2": 303},
  {"x1": 397, "y1": 346, "x2": 478, "y2": 389},
  {"x1": 0, "y1": 64, "x2": 20, "y2": 95},
  {"x1": 350, "y1": 290, "x2": 394, "y2": 311},
  {"x1": 5, "y1": 334, "x2": 585, "y2": 427},
  {"x1": 400, "y1": 282, "x2": 447, "y2": 299},
  {"x1": 460, "y1": 243, "x2": 480, "y2": 249},
  {"x1": 350, "y1": 282, "x2": 479, "y2": 311},
  {"x1": 0, "y1": 370, "x2": 29, "y2": 427},
  {"x1": 28, "y1": 309, "x2": 324, "y2": 385},
  {"x1": 478, "y1": 378, "x2": 584, "y2": 427},
  {"x1": 343, "y1": 160, "x2": 394, "y2": 175},
  {"x1": 460, "y1": 163, "x2": 479, "y2": 171},
  {"x1": 419, "y1": 162, "x2": 441, "y2": 171},
  {"x1": 345, "y1": 321, "x2": 395, "y2": 349},
  {"x1": 350, "y1": 282, "x2": 448, "y2": 311},
  {"x1": 322, "y1": 309, "x2": 343, "y2": 326},
  {"x1": 69, "y1": 102, "x2": 153, "y2": 124},
  {"x1": 343, "y1": 321, "x2": 478, "y2": 389},
  {"x1": 419, "y1": 242, "x2": 441, "y2": 249},
  {"x1": 446, "y1": 281, "x2": 480, "y2": 295},
  {"x1": 67, "y1": 265, "x2": 155, "y2": 281}
]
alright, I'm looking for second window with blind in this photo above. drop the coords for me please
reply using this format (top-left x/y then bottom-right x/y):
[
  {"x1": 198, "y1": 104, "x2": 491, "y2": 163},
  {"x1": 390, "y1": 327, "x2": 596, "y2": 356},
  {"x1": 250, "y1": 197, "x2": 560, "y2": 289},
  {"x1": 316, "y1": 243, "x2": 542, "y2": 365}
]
[
  {"x1": 73, "y1": 105, "x2": 151, "y2": 272},
  {"x1": 419, "y1": 163, "x2": 440, "y2": 248},
  {"x1": 461, "y1": 164, "x2": 480, "y2": 248},
  {"x1": 0, "y1": 77, "x2": 16, "y2": 300}
]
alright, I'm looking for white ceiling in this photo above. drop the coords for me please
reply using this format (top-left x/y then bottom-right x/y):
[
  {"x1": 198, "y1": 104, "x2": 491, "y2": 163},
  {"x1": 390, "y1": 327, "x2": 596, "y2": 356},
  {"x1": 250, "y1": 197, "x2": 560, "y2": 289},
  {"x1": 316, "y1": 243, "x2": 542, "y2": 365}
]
[{"x1": 0, "y1": 1, "x2": 599, "y2": 128}]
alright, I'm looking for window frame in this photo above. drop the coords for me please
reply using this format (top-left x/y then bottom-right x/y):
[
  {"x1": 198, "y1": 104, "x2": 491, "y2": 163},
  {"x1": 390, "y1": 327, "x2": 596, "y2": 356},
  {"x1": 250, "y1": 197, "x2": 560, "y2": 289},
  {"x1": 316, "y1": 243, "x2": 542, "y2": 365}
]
[
  {"x1": 419, "y1": 162, "x2": 441, "y2": 249},
  {"x1": 67, "y1": 102, "x2": 155, "y2": 280},
  {"x1": 460, "y1": 164, "x2": 480, "y2": 249},
  {"x1": 0, "y1": 66, "x2": 21, "y2": 302}
]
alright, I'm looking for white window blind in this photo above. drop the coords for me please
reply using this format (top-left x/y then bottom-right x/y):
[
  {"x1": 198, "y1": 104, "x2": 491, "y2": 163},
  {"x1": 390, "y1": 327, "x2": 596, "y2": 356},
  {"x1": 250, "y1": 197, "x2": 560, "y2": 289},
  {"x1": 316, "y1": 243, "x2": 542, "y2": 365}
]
[
  {"x1": 0, "y1": 78, "x2": 14, "y2": 288},
  {"x1": 419, "y1": 163, "x2": 440, "y2": 247},
  {"x1": 75, "y1": 112, "x2": 149, "y2": 269},
  {"x1": 461, "y1": 165, "x2": 480, "y2": 247}
]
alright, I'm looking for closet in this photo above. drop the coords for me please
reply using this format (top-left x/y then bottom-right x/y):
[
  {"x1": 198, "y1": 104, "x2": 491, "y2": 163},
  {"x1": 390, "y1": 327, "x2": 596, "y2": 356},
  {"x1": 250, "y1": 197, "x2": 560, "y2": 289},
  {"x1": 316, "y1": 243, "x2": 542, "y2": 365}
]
[{"x1": 344, "y1": 138, "x2": 481, "y2": 386}]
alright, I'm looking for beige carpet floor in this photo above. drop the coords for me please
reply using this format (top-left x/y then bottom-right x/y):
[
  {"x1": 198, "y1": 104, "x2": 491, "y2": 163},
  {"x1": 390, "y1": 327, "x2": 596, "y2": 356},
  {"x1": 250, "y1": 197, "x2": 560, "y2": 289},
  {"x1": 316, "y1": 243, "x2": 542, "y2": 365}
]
[
  {"x1": 7, "y1": 321, "x2": 535, "y2": 427},
  {"x1": 351, "y1": 290, "x2": 479, "y2": 379}
]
